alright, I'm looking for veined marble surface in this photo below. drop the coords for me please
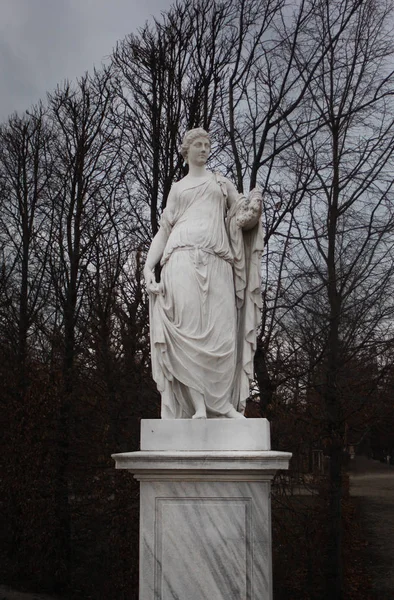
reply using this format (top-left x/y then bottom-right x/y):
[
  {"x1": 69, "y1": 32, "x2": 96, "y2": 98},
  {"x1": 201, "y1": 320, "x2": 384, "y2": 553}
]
[{"x1": 140, "y1": 480, "x2": 271, "y2": 600}]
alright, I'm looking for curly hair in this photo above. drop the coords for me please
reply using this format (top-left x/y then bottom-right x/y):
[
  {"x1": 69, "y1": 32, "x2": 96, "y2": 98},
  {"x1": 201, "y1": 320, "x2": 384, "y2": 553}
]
[{"x1": 180, "y1": 128, "x2": 211, "y2": 162}]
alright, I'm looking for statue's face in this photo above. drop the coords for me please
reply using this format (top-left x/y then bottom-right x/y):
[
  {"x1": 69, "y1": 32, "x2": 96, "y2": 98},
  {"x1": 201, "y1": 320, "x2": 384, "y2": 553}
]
[{"x1": 187, "y1": 136, "x2": 211, "y2": 167}]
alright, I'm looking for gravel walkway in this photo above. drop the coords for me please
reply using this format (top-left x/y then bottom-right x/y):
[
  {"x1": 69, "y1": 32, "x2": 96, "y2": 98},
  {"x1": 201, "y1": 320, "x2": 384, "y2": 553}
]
[{"x1": 349, "y1": 456, "x2": 394, "y2": 600}]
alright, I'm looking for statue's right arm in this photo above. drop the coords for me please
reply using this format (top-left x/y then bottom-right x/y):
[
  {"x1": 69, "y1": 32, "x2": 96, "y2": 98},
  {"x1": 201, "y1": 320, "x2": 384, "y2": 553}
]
[
  {"x1": 143, "y1": 228, "x2": 169, "y2": 294},
  {"x1": 143, "y1": 185, "x2": 177, "y2": 294}
]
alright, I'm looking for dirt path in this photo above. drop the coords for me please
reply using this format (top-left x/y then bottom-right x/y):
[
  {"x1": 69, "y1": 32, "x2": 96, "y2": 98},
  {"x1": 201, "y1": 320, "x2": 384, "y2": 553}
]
[
  {"x1": 349, "y1": 456, "x2": 394, "y2": 600},
  {"x1": 0, "y1": 586, "x2": 59, "y2": 600}
]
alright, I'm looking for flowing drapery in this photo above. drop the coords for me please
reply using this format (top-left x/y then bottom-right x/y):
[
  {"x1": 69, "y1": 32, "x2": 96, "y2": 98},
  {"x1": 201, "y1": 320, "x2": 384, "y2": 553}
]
[{"x1": 149, "y1": 173, "x2": 264, "y2": 418}]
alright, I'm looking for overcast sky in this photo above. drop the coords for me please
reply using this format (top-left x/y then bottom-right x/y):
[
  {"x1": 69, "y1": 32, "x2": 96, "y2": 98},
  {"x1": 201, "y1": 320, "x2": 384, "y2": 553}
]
[{"x1": 0, "y1": 0, "x2": 174, "y2": 122}]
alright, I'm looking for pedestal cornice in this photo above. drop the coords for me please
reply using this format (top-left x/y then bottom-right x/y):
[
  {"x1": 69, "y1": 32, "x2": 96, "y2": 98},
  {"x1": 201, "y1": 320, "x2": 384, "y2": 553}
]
[{"x1": 112, "y1": 449, "x2": 292, "y2": 481}]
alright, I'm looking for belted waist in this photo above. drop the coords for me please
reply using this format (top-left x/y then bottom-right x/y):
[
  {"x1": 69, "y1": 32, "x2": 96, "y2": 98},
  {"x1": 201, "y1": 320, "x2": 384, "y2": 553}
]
[{"x1": 161, "y1": 245, "x2": 233, "y2": 266}]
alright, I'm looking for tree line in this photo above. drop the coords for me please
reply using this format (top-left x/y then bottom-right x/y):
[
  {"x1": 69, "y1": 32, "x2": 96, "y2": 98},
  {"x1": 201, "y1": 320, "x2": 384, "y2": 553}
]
[{"x1": 1, "y1": 0, "x2": 394, "y2": 598}]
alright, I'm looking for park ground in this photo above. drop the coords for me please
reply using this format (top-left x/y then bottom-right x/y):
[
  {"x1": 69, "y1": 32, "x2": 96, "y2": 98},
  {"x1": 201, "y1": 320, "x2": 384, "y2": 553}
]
[
  {"x1": 0, "y1": 588, "x2": 59, "y2": 600},
  {"x1": 1, "y1": 455, "x2": 393, "y2": 600},
  {"x1": 349, "y1": 455, "x2": 394, "y2": 599}
]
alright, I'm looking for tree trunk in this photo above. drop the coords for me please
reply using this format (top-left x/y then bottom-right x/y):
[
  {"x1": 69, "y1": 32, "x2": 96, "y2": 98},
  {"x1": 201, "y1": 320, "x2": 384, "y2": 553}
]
[{"x1": 254, "y1": 339, "x2": 275, "y2": 417}]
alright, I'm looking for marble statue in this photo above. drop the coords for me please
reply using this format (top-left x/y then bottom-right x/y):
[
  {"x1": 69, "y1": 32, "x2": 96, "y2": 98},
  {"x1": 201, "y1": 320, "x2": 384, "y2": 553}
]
[{"x1": 144, "y1": 128, "x2": 264, "y2": 419}]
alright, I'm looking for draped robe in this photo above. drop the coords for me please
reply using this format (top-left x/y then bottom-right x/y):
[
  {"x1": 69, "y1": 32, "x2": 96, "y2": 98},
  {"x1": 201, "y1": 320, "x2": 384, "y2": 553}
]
[{"x1": 149, "y1": 173, "x2": 264, "y2": 418}]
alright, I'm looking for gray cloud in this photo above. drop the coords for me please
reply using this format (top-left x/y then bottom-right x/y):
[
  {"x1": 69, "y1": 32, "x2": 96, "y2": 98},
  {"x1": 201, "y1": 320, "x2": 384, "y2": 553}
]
[{"x1": 0, "y1": 0, "x2": 173, "y2": 121}]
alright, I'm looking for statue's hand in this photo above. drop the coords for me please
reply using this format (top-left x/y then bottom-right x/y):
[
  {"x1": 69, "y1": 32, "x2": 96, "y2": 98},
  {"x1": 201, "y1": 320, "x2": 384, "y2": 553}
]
[{"x1": 144, "y1": 267, "x2": 162, "y2": 295}]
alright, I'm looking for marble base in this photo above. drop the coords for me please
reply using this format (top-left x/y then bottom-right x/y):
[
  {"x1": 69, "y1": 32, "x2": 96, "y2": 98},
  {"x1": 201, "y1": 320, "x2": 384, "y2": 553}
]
[
  {"x1": 141, "y1": 418, "x2": 271, "y2": 451},
  {"x1": 112, "y1": 419, "x2": 291, "y2": 600}
]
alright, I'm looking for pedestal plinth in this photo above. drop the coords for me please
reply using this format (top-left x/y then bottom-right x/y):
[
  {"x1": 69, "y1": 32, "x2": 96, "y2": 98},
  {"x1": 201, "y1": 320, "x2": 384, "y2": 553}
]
[{"x1": 112, "y1": 419, "x2": 291, "y2": 600}]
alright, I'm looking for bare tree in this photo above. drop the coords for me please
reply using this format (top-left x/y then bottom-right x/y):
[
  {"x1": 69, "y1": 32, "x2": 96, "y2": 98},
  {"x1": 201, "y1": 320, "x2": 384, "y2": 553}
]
[
  {"x1": 0, "y1": 105, "x2": 53, "y2": 391},
  {"x1": 45, "y1": 69, "x2": 122, "y2": 589},
  {"x1": 273, "y1": 0, "x2": 394, "y2": 595},
  {"x1": 0, "y1": 104, "x2": 55, "y2": 578}
]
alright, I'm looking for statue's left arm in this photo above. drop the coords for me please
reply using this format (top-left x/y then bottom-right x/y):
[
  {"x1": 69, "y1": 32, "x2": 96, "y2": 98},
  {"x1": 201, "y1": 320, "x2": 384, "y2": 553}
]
[{"x1": 224, "y1": 177, "x2": 264, "y2": 412}]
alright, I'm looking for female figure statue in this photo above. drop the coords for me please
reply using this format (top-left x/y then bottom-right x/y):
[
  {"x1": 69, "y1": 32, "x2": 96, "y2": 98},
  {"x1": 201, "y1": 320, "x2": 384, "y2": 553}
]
[{"x1": 144, "y1": 128, "x2": 263, "y2": 419}]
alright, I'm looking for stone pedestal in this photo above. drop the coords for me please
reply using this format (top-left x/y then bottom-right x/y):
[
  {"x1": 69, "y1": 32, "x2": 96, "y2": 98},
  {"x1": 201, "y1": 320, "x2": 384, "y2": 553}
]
[{"x1": 112, "y1": 419, "x2": 291, "y2": 600}]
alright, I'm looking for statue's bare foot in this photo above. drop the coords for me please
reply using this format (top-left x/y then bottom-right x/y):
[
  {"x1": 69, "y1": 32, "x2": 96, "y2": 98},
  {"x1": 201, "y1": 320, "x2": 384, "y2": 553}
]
[
  {"x1": 192, "y1": 409, "x2": 207, "y2": 419},
  {"x1": 224, "y1": 406, "x2": 246, "y2": 419}
]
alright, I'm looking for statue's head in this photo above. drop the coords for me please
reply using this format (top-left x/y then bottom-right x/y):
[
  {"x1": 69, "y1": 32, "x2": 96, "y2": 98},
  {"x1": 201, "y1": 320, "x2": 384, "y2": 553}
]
[{"x1": 180, "y1": 128, "x2": 211, "y2": 164}]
